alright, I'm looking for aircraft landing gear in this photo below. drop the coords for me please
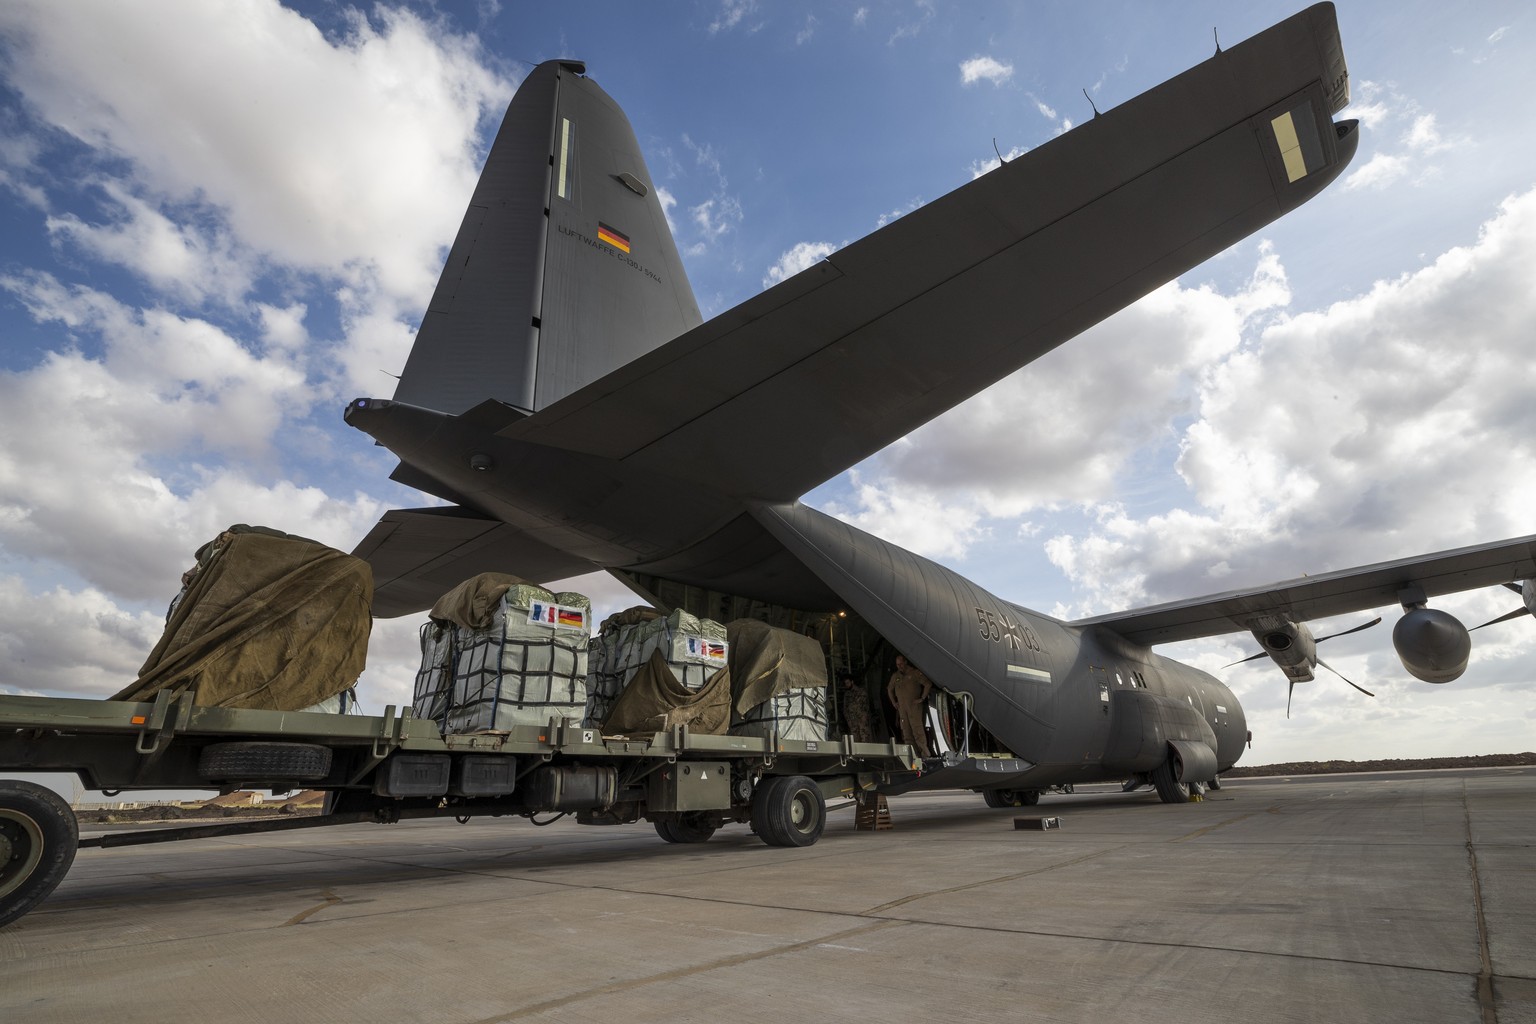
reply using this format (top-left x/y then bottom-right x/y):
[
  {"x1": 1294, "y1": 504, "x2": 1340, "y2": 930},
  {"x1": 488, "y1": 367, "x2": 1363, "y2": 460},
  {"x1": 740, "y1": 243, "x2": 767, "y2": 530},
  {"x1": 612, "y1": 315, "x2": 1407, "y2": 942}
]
[
  {"x1": 0, "y1": 780, "x2": 79, "y2": 929},
  {"x1": 1150, "y1": 755, "x2": 1191, "y2": 804}
]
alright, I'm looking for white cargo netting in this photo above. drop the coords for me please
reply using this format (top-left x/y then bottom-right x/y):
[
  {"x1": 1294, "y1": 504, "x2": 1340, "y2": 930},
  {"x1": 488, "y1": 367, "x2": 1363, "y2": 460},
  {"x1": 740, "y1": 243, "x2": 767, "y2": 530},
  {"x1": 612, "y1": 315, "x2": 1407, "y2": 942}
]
[
  {"x1": 733, "y1": 685, "x2": 829, "y2": 742},
  {"x1": 411, "y1": 576, "x2": 592, "y2": 733},
  {"x1": 586, "y1": 608, "x2": 728, "y2": 728}
]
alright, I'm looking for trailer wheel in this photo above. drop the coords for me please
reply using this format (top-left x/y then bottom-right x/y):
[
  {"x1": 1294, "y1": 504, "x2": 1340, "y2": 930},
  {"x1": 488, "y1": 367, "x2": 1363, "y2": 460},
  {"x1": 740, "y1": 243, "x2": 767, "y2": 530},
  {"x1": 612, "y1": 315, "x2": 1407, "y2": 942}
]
[
  {"x1": 0, "y1": 780, "x2": 79, "y2": 929},
  {"x1": 982, "y1": 788, "x2": 1040, "y2": 808},
  {"x1": 752, "y1": 776, "x2": 825, "y2": 848},
  {"x1": 198, "y1": 741, "x2": 333, "y2": 782},
  {"x1": 654, "y1": 814, "x2": 717, "y2": 844}
]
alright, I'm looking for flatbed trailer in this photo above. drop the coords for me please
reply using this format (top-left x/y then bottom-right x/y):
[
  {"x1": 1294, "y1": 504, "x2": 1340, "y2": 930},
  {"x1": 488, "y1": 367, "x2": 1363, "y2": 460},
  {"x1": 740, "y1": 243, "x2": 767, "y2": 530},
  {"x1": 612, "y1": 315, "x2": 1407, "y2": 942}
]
[{"x1": 0, "y1": 691, "x2": 921, "y2": 928}]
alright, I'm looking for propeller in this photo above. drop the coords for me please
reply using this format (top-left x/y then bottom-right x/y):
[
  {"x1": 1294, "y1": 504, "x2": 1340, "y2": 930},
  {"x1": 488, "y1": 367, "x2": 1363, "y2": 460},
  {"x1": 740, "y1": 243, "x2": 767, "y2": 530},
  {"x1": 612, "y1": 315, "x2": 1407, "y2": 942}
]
[
  {"x1": 1314, "y1": 616, "x2": 1383, "y2": 644},
  {"x1": 1284, "y1": 658, "x2": 1375, "y2": 718},
  {"x1": 1471, "y1": 582, "x2": 1531, "y2": 631},
  {"x1": 1222, "y1": 616, "x2": 1382, "y2": 669}
]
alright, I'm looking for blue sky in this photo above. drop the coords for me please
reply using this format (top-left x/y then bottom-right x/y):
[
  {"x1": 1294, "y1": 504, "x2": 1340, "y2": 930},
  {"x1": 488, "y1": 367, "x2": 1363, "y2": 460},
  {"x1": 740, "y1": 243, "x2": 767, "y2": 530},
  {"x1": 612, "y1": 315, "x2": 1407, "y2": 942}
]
[{"x1": 1, "y1": 0, "x2": 1533, "y2": 774}]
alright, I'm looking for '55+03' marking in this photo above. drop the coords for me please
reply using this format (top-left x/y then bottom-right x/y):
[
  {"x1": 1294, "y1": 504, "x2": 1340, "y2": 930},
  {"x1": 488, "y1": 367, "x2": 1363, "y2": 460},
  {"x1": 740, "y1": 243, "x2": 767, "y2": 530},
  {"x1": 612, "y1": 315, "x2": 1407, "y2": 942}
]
[{"x1": 975, "y1": 607, "x2": 1043, "y2": 652}]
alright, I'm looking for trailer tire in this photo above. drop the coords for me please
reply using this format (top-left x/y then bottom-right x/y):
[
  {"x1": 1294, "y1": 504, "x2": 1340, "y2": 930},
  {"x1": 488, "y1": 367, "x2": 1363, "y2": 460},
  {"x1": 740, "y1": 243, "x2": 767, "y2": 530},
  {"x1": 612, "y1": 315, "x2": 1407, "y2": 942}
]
[
  {"x1": 0, "y1": 780, "x2": 79, "y2": 930},
  {"x1": 982, "y1": 788, "x2": 1039, "y2": 808},
  {"x1": 654, "y1": 814, "x2": 717, "y2": 844},
  {"x1": 752, "y1": 776, "x2": 825, "y2": 848},
  {"x1": 198, "y1": 741, "x2": 332, "y2": 782}
]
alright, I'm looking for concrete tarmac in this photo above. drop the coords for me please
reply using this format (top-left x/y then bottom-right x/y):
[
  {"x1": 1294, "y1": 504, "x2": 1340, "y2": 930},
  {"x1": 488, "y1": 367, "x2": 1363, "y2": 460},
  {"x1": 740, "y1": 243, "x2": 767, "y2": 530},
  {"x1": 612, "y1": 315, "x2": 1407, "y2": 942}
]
[{"x1": 1, "y1": 767, "x2": 1532, "y2": 1023}]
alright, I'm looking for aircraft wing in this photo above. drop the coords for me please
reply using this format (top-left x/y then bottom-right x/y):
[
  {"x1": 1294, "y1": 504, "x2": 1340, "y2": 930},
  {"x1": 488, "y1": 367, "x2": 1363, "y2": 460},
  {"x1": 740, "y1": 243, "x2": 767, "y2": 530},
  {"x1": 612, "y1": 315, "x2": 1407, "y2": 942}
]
[
  {"x1": 354, "y1": 507, "x2": 598, "y2": 616},
  {"x1": 1070, "y1": 535, "x2": 1536, "y2": 646},
  {"x1": 502, "y1": 4, "x2": 1355, "y2": 503}
]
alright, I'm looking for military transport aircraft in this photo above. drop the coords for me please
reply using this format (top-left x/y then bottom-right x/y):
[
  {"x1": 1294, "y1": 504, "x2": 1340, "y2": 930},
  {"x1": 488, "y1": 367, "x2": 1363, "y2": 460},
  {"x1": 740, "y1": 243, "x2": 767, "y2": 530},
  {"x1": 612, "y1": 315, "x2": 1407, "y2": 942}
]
[{"x1": 345, "y1": 4, "x2": 1536, "y2": 805}]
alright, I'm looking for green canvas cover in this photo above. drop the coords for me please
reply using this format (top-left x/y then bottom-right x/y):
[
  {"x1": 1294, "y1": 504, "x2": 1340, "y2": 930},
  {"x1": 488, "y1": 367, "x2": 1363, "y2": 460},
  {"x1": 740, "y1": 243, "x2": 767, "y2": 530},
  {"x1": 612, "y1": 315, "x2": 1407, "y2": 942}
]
[
  {"x1": 726, "y1": 619, "x2": 829, "y2": 718},
  {"x1": 429, "y1": 573, "x2": 546, "y2": 629},
  {"x1": 112, "y1": 526, "x2": 372, "y2": 710},
  {"x1": 600, "y1": 650, "x2": 732, "y2": 735}
]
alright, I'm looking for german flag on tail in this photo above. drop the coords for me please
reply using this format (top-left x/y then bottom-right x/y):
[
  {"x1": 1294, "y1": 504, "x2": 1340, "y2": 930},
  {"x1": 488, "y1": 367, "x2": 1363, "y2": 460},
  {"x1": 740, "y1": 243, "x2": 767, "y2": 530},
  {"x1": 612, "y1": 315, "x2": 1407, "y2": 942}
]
[{"x1": 597, "y1": 222, "x2": 630, "y2": 253}]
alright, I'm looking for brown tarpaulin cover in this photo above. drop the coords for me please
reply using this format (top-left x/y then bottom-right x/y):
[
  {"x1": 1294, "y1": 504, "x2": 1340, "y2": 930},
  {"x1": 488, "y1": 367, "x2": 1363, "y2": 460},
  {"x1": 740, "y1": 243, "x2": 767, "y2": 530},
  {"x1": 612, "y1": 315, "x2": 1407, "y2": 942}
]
[
  {"x1": 725, "y1": 619, "x2": 828, "y2": 717},
  {"x1": 600, "y1": 619, "x2": 829, "y2": 736},
  {"x1": 602, "y1": 650, "x2": 732, "y2": 735},
  {"x1": 110, "y1": 526, "x2": 373, "y2": 710},
  {"x1": 428, "y1": 572, "x2": 528, "y2": 629}
]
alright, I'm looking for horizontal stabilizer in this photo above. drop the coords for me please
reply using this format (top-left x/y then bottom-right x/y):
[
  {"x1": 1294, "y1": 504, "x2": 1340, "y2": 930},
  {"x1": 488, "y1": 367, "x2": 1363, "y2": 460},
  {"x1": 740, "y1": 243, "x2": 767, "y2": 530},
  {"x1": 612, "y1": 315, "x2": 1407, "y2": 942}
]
[
  {"x1": 354, "y1": 507, "x2": 598, "y2": 617},
  {"x1": 501, "y1": 4, "x2": 1354, "y2": 503}
]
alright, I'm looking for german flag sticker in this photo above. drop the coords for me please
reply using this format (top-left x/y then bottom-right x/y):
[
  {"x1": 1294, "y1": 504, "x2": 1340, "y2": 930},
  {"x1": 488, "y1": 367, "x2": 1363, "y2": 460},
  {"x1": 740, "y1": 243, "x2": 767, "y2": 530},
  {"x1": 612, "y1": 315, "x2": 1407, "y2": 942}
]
[{"x1": 597, "y1": 222, "x2": 630, "y2": 253}]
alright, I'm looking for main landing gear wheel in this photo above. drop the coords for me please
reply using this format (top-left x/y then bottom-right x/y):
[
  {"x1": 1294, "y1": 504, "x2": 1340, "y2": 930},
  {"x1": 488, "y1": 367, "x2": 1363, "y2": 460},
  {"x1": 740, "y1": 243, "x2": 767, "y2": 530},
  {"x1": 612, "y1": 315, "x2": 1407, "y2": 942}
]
[
  {"x1": 654, "y1": 814, "x2": 718, "y2": 844},
  {"x1": 0, "y1": 780, "x2": 79, "y2": 929},
  {"x1": 982, "y1": 788, "x2": 1040, "y2": 808},
  {"x1": 751, "y1": 776, "x2": 826, "y2": 847},
  {"x1": 1150, "y1": 753, "x2": 1191, "y2": 804}
]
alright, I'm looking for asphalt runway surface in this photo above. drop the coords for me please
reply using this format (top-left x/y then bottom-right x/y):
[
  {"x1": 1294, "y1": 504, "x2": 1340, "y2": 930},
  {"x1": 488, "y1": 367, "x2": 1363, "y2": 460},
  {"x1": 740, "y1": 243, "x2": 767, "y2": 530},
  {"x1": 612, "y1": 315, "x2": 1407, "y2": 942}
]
[{"x1": 2, "y1": 766, "x2": 1531, "y2": 1023}]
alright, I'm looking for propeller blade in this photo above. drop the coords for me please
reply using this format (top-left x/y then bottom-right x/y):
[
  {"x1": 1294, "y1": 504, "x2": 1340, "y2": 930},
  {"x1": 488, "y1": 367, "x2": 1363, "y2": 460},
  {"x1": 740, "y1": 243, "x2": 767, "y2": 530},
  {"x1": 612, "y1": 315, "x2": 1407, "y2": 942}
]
[
  {"x1": 1286, "y1": 679, "x2": 1295, "y2": 719},
  {"x1": 1222, "y1": 650, "x2": 1272, "y2": 669},
  {"x1": 1314, "y1": 616, "x2": 1383, "y2": 644},
  {"x1": 1471, "y1": 606, "x2": 1531, "y2": 631},
  {"x1": 1316, "y1": 657, "x2": 1375, "y2": 698}
]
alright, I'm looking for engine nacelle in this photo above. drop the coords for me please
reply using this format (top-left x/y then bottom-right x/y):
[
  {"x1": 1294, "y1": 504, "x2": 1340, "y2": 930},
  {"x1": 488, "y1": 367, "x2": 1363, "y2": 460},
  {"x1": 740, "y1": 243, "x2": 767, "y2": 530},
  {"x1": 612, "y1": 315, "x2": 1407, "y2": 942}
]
[
  {"x1": 1246, "y1": 615, "x2": 1317, "y2": 682},
  {"x1": 1392, "y1": 607, "x2": 1470, "y2": 683}
]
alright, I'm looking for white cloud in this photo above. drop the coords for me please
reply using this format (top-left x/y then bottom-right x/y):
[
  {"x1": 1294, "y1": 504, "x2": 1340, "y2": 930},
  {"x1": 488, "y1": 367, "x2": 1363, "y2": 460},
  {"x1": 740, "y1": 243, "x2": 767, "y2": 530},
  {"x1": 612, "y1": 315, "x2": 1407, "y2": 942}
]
[
  {"x1": 1045, "y1": 186, "x2": 1536, "y2": 618},
  {"x1": 656, "y1": 185, "x2": 679, "y2": 234},
  {"x1": 45, "y1": 181, "x2": 254, "y2": 305},
  {"x1": 823, "y1": 473, "x2": 986, "y2": 560},
  {"x1": 876, "y1": 199, "x2": 922, "y2": 227},
  {"x1": 1027, "y1": 93, "x2": 1057, "y2": 119},
  {"x1": 0, "y1": 1, "x2": 510, "y2": 309},
  {"x1": 1343, "y1": 86, "x2": 1462, "y2": 192},
  {"x1": 708, "y1": 0, "x2": 757, "y2": 35},
  {"x1": 0, "y1": 578, "x2": 166, "y2": 698},
  {"x1": 0, "y1": 1, "x2": 515, "y2": 700},
  {"x1": 1344, "y1": 152, "x2": 1409, "y2": 191},
  {"x1": 849, "y1": 243, "x2": 1291, "y2": 524},
  {"x1": 691, "y1": 195, "x2": 744, "y2": 246},
  {"x1": 796, "y1": 14, "x2": 818, "y2": 46},
  {"x1": 960, "y1": 56, "x2": 1013, "y2": 87},
  {"x1": 763, "y1": 240, "x2": 840, "y2": 287}
]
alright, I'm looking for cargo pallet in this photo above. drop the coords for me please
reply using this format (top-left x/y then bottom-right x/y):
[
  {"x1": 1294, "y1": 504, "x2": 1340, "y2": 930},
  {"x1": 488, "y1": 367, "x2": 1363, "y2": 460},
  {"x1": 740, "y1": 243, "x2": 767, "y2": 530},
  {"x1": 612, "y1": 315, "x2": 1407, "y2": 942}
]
[{"x1": 0, "y1": 691, "x2": 920, "y2": 928}]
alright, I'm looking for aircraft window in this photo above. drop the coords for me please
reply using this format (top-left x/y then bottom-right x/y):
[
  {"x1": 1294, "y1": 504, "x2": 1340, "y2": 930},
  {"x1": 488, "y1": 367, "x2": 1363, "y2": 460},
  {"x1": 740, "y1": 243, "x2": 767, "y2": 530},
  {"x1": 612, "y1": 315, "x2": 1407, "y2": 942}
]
[{"x1": 556, "y1": 117, "x2": 574, "y2": 200}]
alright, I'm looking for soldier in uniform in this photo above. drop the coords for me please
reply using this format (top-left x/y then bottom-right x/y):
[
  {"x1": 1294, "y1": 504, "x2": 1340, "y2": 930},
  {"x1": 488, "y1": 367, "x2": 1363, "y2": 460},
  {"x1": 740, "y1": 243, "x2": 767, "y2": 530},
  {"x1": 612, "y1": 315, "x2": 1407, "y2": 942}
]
[
  {"x1": 886, "y1": 654, "x2": 933, "y2": 758},
  {"x1": 839, "y1": 673, "x2": 875, "y2": 743}
]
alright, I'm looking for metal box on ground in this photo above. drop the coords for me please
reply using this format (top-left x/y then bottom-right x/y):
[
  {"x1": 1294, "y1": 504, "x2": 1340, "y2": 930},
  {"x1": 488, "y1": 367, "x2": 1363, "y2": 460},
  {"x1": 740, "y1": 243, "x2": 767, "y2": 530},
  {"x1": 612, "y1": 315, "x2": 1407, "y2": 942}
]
[{"x1": 1014, "y1": 816, "x2": 1061, "y2": 830}]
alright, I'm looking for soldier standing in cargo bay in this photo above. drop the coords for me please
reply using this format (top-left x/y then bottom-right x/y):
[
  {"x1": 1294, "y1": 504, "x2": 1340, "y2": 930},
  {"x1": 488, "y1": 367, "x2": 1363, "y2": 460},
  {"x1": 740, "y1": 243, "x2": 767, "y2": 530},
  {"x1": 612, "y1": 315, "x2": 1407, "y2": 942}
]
[
  {"x1": 887, "y1": 655, "x2": 933, "y2": 758},
  {"x1": 839, "y1": 674, "x2": 875, "y2": 743}
]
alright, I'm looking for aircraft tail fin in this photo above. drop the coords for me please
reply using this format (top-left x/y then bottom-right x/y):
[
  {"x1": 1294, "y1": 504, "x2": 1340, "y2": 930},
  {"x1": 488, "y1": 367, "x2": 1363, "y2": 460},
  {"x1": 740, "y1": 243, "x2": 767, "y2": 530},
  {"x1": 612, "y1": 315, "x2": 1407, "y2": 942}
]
[{"x1": 392, "y1": 60, "x2": 701, "y2": 417}]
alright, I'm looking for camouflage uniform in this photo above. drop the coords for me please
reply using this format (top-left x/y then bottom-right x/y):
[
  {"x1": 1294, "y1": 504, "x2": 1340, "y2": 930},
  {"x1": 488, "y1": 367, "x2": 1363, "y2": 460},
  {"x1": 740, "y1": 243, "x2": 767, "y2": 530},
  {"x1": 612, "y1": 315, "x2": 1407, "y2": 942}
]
[
  {"x1": 887, "y1": 657, "x2": 933, "y2": 758},
  {"x1": 841, "y1": 678, "x2": 875, "y2": 742}
]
